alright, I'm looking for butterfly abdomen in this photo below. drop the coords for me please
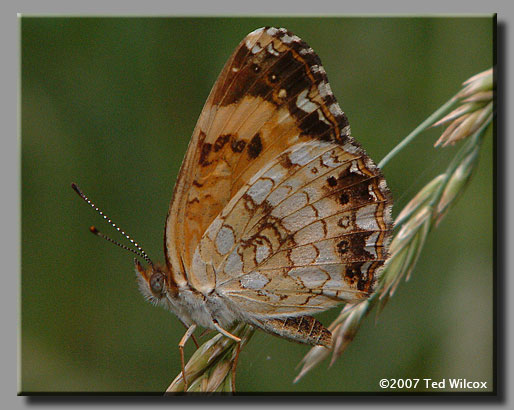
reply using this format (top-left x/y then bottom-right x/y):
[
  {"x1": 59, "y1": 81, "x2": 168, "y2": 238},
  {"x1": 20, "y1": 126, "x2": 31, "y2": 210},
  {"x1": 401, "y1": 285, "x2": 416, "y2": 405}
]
[{"x1": 252, "y1": 315, "x2": 332, "y2": 347}]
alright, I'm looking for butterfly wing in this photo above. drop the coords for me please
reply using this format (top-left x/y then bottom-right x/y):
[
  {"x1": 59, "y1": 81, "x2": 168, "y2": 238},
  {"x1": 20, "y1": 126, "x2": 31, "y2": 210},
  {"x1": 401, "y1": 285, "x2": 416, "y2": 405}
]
[
  {"x1": 165, "y1": 27, "x2": 356, "y2": 288},
  {"x1": 184, "y1": 28, "x2": 393, "y2": 316}
]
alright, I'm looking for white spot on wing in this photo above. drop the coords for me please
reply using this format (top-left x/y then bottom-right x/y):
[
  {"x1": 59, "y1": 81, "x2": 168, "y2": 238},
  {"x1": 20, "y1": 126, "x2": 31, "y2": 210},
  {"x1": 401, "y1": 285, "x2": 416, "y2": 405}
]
[
  {"x1": 310, "y1": 65, "x2": 326, "y2": 75},
  {"x1": 255, "y1": 242, "x2": 272, "y2": 264},
  {"x1": 251, "y1": 43, "x2": 263, "y2": 54},
  {"x1": 329, "y1": 102, "x2": 342, "y2": 117},
  {"x1": 300, "y1": 47, "x2": 313, "y2": 55},
  {"x1": 341, "y1": 125, "x2": 352, "y2": 139},
  {"x1": 317, "y1": 109, "x2": 331, "y2": 125},
  {"x1": 342, "y1": 140, "x2": 360, "y2": 155},
  {"x1": 321, "y1": 150, "x2": 343, "y2": 167},
  {"x1": 356, "y1": 204, "x2": 380, "y2": 231},
  {"x1": 216, "y1": 225, "x2": 235, "y2": 255},
  {"x1": 365, "y1": 157, "x2": 376, "y2": 171},
  {"x1": 365, "y1": 232, "x2": 380, "y2": 258},
  {"x1": 368, "y1": 184, "x2": 378, "y2": 201},
  {"x1": 317, "y1": 80, "x2": 331, "y2": 98},
  {"x1": 266, "y1": 43, "x2": 280, "y2": 56},
  {"x1": 296, "y1": 89, "x2": 318, "y2": 114},
  {"x1": 240, "y1": 272, "x2": 269, "y2": 290},
  {"x1": 360, "y1": 262, "x2": 372, "y2": 279},
  {"x1": 281, "y1": 33, "x2": 294, "y2": 43},
  {"x1": 281, "y1": 33, "x2": 300, "y2": 44},
  {"x1": 350, "y1": 161, "x2": 364, "y2": 175},
  {"x1": 289, "y1": 145, "x2": 316, "y2": 166},
  {"x1": 249, "y1": 27, "x2": 265, "y2": 36},
  {"x1": 262, "y1": 165, "x2": 288, "y2": 184},
  {"x1": 245, "y1": 29, "x2": 263, "y2": 50},
  {"x1": 224, "y1": 248, "x2": 243, "y2": 276},
  {"x1": 247, "y1": 178, "x2": 273, "y2": 205}
]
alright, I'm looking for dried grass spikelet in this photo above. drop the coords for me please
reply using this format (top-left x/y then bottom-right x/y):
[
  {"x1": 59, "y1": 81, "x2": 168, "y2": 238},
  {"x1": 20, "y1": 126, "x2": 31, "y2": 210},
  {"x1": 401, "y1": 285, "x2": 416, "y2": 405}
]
[
  {"x1": 165, "y1": 324, "x2": 254, "y2": 394},
  {"x1": 434, "y1": 68, "x2": 493, "y2": 147}
]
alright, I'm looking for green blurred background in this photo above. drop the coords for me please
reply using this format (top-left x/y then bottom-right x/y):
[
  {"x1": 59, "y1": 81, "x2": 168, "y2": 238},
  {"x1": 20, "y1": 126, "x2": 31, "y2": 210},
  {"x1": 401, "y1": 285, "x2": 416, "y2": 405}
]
[{"x1": 21, "y1": 17, "x2": 494, "y2": 393}]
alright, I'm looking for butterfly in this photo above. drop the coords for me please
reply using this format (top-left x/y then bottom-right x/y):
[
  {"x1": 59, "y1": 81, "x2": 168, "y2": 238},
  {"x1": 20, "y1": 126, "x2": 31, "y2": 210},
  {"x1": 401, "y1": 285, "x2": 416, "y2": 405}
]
[{"x1": 74, "y1": 26, "x2": 393, "y2": 391}]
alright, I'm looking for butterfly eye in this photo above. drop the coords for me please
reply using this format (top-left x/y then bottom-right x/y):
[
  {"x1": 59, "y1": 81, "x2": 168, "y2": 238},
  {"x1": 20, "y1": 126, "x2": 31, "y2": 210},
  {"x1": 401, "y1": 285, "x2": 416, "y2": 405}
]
[
  {"x1": 269, "y1": 73, "x2": 278, "y2": 83},
  {"x1": 149, "y1": 272, "x2": 165, "y2": 295},
  {"x1": 251, "y1": 63, "x2": 261, "y2": 73}
]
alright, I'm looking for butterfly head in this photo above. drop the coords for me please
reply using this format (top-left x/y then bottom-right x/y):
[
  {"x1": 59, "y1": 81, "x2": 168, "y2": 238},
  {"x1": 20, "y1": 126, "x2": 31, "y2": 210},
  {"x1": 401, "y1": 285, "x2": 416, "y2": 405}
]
[{"x1": 134, "y1": 259, "x2": 171, "y2": 304}]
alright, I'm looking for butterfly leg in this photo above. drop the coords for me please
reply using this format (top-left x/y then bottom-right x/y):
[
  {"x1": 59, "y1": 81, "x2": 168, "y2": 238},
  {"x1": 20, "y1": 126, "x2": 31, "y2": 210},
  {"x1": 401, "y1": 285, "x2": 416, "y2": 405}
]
[
  {"x1": 180, "y1": 321, "x2": 200, "y2": 348},
  {"x1": 212, "y1": 320, "x2": 241, "y2": 343},
  {"x1": 212, "y1": 320, "x2": 241, "y2": 392},
  {"x1": 231, "y1": 339, "x2": 241, "y2": 393},
  {"x1": 178, "y1": 323, "x2": 197, "y2": 391},
  {"x1": 191, "y1": 334, "x2": 200, "y2": 349}
]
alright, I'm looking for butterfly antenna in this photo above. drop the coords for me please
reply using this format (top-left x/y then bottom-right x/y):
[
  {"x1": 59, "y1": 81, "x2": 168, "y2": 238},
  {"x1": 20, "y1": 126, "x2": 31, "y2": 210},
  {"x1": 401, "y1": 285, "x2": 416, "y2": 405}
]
[{"x1": 71, "y1": 183, "x2": 154, "y2": 266}]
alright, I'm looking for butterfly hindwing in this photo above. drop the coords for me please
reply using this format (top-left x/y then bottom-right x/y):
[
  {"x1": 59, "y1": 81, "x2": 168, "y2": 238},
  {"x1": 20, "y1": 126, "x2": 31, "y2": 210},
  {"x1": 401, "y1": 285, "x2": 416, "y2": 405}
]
[{"x1": 192, "y1": 136, "x2": 392, "y2": 317}]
